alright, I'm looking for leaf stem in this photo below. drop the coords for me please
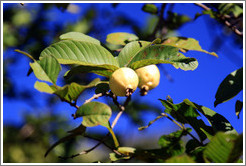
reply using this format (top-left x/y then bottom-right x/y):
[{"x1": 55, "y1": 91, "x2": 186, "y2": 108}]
[{"x1": 107, "y1": 127, "x2": 119, "y2": 148}]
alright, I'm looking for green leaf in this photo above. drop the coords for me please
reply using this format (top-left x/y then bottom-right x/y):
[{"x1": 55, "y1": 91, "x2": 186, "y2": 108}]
[
  {"x1": 214, "y1": 67, "x2": 243, "y2": 107},
  {"x1": 235, "y1": 100, "x2": 243, "y2": 119},
  {"x1": 64, "y1": 65, "x2": 118, "y2": 78},
  {"x1": 75, "y1": 102, "x2": 112, "y2": 127},
  {"x1": 44, "y1": 124, "x2": 86, "y2": 157},
  {"x1": 117, "y1": 40, "x2": 150, "y2": 67},
  {"x1": 106, "y1": 32, "x2": 139, "y2": 45},
  {"x1": 128, "y1": 44, "x2": 198, "y2": 71},
  {"x1": 162, "y1": 37, "x2": 218, "y2": 57},
  {"x1": 34, "y1": 81, "x2": 56, "y2": 94},
  {"x1": 218, "y1": 3, "x2": 243, "y2": 18},
  {"x1": 203, "y1": 132, "x2": 242, "y2": 163},
  {"x1": 54, "y1": 78, "x2": 106, "y2": 102},
  {"x1": 117, "y1": 147, "x2": 136, "y2": 156},
  {"x1": 40, "y1": 40, "x2": 119, "y2": 67},
  {"x1": 109, "y1": 147, "x2": 136, "y2": 161},
  {"x1": 142, "y1": 4, "x2": 158, "y2": 14},
  {"x1": 30, "y1": 55, "x2": 61, "y2": 84},
  {"x1": 165, "y1": 155, "x2": 196, "y2": 163},
  {"x1": 159, "y1": 99, "x2": 213, "y2": 141},
  {"x1": 59, "y1": 32, "x2": 101, "y2": 45}
]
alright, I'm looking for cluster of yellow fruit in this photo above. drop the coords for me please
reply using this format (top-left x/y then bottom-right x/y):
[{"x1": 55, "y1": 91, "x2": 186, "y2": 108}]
[{"x1": 109, "y1": 65, "x2": 160, "y2": 96}]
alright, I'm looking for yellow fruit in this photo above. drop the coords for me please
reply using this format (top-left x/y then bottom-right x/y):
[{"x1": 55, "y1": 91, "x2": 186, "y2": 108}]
[
  {"x1": 135, "y1": 65, "x2": 160, "y2": 95},
  {"x1": 109, "y1": 67, "x2": 139, "y2": 96}
]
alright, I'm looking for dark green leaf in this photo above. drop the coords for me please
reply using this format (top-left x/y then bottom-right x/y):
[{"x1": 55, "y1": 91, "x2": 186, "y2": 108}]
[
  {"x1": 75, "y1": 102, "x2": 112, "y2": 127},
  {"x1": 106, "y1": 32, "x2": 139, "y2": 46},
  {"x1": 227, "y1": 134, "x2": 243, "y2": 162},
  {"x1": 214, "y1": 67, "x2": 243, "y2": 107},
  {"x1": 44, "y1": 124, "x2": 86, "y2": 157},
  {"x1": 235, "y1": 100, "x2": 243, "y2": 119},
  {"x1": 95, "y1": 83, "x2": 110, "y2": 94},
  {"x1": 165, "y1": 155, "x2": 196, "y2": 163},
  {"x1": 159, "y1": 99, "x2": 214, "y2": 141},
  {"x1": 40, "y1": 40, "x2": 119, "y2": 67},
  {"x1": 162, "y1": 37, "x2": 218, "y2": 57},
  {"x1": 142, "y1": 4, "x2": 158, "y2": 14},
  {"x1": 185, "y1": 139, "x2": 205, "y2": 162},
  {"x1": 203, "y1": 132, "x2": 241, "y2": 163},
  {"x1": 30, "y1": 55, "x2": 61, "y2": 84},
  {"x1": 59, "y1": 32, "x2": 101, "y2": 45}
]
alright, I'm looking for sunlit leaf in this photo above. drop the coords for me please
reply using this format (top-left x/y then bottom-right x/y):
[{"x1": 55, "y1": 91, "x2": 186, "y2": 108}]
[
  {"x1": 30, "y1": 55, "x2": 61, "y2": 84},
  {"x1": 44, "y1": 124, "x2": 86, "y2": 157},
  {"x1": 59, "y1": 32, "x2": 101, "y2": 45},
  {"x1": 106, "y1": 32, "x2": 139, "y2": 45},
  {"x1": 75, "y1": 102, "x2": 112, "y2": 127},
  {"x1": 40, "y1": 40, "x2": 119, "y2": 68},
  {"x1": 34, "y1": 81, "x2": 56, "y2": 94},
  {"x1": 142, "y1": 4, "x2": 158, "y2": 14},
  {"x1": 203, "y1": 132, "x2": 242, "y2": 163},
  {"x1": 162, "y1": 37, "x2": 218, "y2": 57},
  {"x1": 127, "y1": 44, "x2": 198, "y2": 71},
  {"x1": 117, "y1": 40, "x2": 150, "y2": 67}
]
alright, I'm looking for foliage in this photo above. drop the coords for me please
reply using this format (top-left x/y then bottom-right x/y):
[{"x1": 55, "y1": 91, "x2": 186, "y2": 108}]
[{"x1": 3, "y1": 2, "x2": 243, "y2": 163}]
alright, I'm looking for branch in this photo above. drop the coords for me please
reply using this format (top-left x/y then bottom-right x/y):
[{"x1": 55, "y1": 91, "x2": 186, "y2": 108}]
[
  {"x1": 84, "y1": 93, "x2": 104, "y2": 104},
  {"x1": 195, "y1": 3, "x2": 243, "y2": 37},
  {"x1": 61, "y1": 93, "x2": 132, "y2": 160}
]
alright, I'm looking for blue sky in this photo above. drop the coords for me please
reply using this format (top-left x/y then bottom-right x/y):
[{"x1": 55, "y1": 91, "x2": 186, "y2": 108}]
[{"x1": 3, "y1": 3, "x2": 243, "y2": 144}]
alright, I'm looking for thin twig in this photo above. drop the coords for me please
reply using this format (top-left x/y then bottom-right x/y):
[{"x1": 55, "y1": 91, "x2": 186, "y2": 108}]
[
  {"x1": 162, "y1": 113, "x2": 203, "y2": 145},
  {"x1": 138, "y1": 114, "x2": 166, "y2": 131},
  {"x1": 84, "y1": 93, "x2": 104, "y2": 104},
  {"x1": 195, "y1": 3, "x2": 243, "y2": 37}
]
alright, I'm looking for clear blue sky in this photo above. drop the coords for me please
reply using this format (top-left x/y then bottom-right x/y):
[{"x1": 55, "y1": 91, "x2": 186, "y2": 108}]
[{"x1": 3, "y1": 3, "x2": 243, "y2": 144}]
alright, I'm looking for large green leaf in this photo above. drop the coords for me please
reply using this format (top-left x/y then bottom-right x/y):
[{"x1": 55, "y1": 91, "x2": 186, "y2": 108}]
[
  {"x1": 159, "y1": 99, "x2": 214, "y2": 141},
  {"x1": 64, "y1": 65, "x2": 118, "y2": 78},
  {"x1": 75, "y1": 102, "x2": 112, "y2": 127},
  {"x1": 214, "y1": 67, "x2": 243, "y2": 107},
  {"x1": 30, "y1": 55, "x2": 61, "y2": 84},
  {"x1": 59, "y1": 32, "x2": 101, "y2": 45},
  {"x1": 117, "y1": 40, "x2": 150, "y2": 67},
  {"x1": 165, "y1": 155, "x2": 196, "y2": 163},
  {"x1": 127, "y1": 44, "x2": 198, "y2": 71},
  {"x1": 203, "y1": 132, "x2": 242, "y2": 163},
  {"x1": 40, "y1": 40, "x2": 119, "y2": 68},
  {"x1": 106, "y1": 32, "x2": 139, "y2": 46},
  {"x1": 162, "y1": 37, "x2": 218, "y2": 57},
  {"x1": 44, "y1": 124, "x2": 86, "y2": 157}
]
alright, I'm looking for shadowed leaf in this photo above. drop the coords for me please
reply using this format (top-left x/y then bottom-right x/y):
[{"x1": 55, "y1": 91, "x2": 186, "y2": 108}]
[
  {"x1": 214, "y1": 67, "x2": 243, "y2": 107},
  {"x1": 235, "y1": 100, "x2": 243, "y2": 119}
]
